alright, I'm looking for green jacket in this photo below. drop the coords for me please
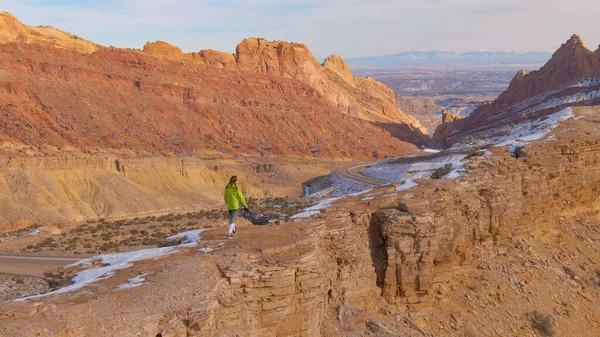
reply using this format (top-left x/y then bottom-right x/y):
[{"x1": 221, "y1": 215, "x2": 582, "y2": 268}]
[{"x1": 224, "y1": 184, "x2": 248, "y2": 211}]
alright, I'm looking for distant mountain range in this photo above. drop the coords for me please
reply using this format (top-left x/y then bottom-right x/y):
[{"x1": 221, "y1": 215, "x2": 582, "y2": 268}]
[{"x1": 345, "y1": 51, "x2": 552, "y2": 68}]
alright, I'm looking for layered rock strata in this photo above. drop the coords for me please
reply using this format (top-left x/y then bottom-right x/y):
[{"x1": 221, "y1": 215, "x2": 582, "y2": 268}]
[{"x1": 0, "y1": 13, "x2": 427, "y2": 158}]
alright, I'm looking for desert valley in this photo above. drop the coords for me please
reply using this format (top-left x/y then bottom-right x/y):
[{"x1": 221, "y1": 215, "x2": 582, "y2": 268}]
[{"x1": 0, "y1": 8, "x2": 600, "y2": 337}]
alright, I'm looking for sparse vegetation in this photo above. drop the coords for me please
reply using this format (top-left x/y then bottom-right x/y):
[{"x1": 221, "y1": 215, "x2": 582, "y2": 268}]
[
  {"x1": 530, "y1": 311, "x2": 555, "y2": 336},
  {"x1": 13, "y1": 197, "x2": 308, "y2": 255},
  {"x1": 564, "y1": 266, "x2": 577, "y2": 280}
]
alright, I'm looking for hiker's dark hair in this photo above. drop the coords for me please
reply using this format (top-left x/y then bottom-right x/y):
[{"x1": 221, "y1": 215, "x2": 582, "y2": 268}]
[{"x1": 227, "y1": 176, "x2": 238, "y2": 189}]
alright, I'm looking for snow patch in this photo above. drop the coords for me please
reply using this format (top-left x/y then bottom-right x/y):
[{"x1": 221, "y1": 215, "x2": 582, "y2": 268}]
[
  {"x1": 363, "y1": 154, "x2": 468, "y2": 192},
  {"x1": 26, "y1": 228, "x2": 40, "y2": 236},
  {"x1": 494, "y1": 108, "x2": 574, "y2": 152},
  {"x1": 16, "y1": 228, "x2": 211, "y2": 301},
  {"x1": 304, "y1": 171, "x2": 371, "y2": 199},
  {"x1": 117, "y1": 273, "x2": 150, "y2": 290},
  {"x1": 166, "y1": 229, "x2": 209, "y2": 247},
  {"x1": 291, "y1": 197, "x2": 343, "y2": 219}
]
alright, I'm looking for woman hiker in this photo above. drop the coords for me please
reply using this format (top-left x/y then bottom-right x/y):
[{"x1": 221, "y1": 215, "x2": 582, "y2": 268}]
[{"x1": 224, "y1": 176, "x2": 249, "y2": 239}]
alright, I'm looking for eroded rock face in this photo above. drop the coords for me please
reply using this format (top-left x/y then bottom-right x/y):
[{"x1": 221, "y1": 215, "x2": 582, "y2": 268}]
[
  {"x1": 0, "y1": 14, "x2": 427, "y2": 157},
  {"x1": 191, "y1": 49, "x2": 236, "y2": 68},
  {"x1": 432, "y1": 110, "x2": 466, "y2": 144},
  {"x1": 143, "y1": 41, "x2": 183, "y2": 59},
  {"x1": 0, "y1": 12, "x2": 100, "y2": 53},
  {"x1": 434, "y1": 34, "x2": 600, "y2": 146}
]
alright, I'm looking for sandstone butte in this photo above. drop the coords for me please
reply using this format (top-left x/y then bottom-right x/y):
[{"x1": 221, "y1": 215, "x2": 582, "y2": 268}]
[{"x1": 434, "y1": 34, "x2": 600, "y2": 146}]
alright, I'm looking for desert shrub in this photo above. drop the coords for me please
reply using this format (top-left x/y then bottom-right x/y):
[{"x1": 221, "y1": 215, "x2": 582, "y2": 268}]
[
  {"x1": 141, "y1": 239, "x2": 157, "y2": 246},
  {"x1": 564, "y1": 266, "x2": 577, "y2": 280},
  {"x1": 530, "y1": 311, "x2": 555, "y2": 336},
  {"x1": 99, "y1": 242, "x2": 118, "y2": 251}
]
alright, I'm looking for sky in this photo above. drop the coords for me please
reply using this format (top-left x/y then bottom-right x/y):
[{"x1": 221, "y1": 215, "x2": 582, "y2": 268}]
[{"x1": 1, "y1": 0, "x2": 599, "y2": 58}]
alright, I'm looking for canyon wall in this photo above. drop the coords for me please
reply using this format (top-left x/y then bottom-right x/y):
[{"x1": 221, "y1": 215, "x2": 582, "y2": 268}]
[{"x1": 0, "y1": 13, "x2": 426, "y2": 160}]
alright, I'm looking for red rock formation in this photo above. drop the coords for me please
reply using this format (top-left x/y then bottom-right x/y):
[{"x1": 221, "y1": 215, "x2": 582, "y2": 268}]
[
  {"x1": 143, "y1": 41, "x2": 183, "y2": 60},
  {"x1": 0, "y1": 14, "x2": 427, "y2": 159},
  {"x1": 0, "y1": 12, "x2": 99, "y2": 53},
  {"x1": 434, "y1": 34, "x2": 600, "y2": 146},
  {"x1": 432, "y1": 110, "x2": 466, "y2": 144}
]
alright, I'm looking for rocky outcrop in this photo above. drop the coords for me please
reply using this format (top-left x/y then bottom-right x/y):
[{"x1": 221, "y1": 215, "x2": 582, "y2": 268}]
[
  {"x1": 508, "y1": 69, "x2": 527, "y2": 88},
  {"x1": 0, "y1": 12, "x2": 99, "y2": 53},
  {"x1": 232, "y1": 38, "x2": 427, "y2": 141},
  {"x1": 432, "y1": 110, "x2": 466, "y2": 144},
  {"x1": 322, "y1": 55, "x2": 355, "y2": 85},
  {"x1": 143, "y1": 41, "x2": 183, "y2": 60},
  {"x1": 191, "y1": 49, "x2": 236, "y2": 68},
  {"x1": 434, "y1": 34, "x2": 600, "y2": 146}
]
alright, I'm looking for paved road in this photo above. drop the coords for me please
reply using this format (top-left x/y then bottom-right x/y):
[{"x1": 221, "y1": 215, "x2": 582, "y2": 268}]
[
  {"x1": 337, "y1": 162, "x2": 389, "y2": 187},
  {"x1": 0, "y1": 253, "x2": 87, "y2": 277}
]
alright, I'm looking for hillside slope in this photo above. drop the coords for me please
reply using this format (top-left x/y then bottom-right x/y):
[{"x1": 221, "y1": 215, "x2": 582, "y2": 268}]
[
  {"x1": 434, "y1": 35, "x2": 600, "y2": 146},
  {"x1": 0, "y1": 13, "x2": 427, "y2": 160}
]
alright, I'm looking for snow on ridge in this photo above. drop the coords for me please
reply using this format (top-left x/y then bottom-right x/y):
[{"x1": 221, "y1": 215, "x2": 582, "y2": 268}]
[
  {"x1": 451, "y1": 107, "x2": 577, "y2": 151},
  {"x1": 488, "y1": 77, "x2": 600, "y2": 124}
]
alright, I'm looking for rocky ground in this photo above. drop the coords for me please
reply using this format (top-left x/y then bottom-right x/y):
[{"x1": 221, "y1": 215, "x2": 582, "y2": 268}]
[
  {"x1": 0, "y1": 273, "x2": 50, "y2": 301},
  {"x1": 1, "y1": 197, "x2": 310, "y2": 256}
]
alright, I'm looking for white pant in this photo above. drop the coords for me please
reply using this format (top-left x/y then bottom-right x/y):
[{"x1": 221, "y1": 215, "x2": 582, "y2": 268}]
[{"x1": 228, "y1": 222, "x2": 236, "y2": 236}]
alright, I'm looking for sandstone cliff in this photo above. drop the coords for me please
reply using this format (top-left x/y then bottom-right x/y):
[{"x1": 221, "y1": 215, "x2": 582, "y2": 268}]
[
  {"x1": 434, "y1": 34, "x2": 600, "y2": 146},
  {"x1": 0, "y1": 13, "x2": 426, "y2": 159},
  {"x1": 0, "y1": 12, "x2": 99, "y2": 53}
]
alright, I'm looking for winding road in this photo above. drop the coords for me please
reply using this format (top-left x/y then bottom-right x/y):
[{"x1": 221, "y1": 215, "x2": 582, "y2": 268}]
[{"x1": 337, "y1": 162, "x2": 388, "y2": 187}]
